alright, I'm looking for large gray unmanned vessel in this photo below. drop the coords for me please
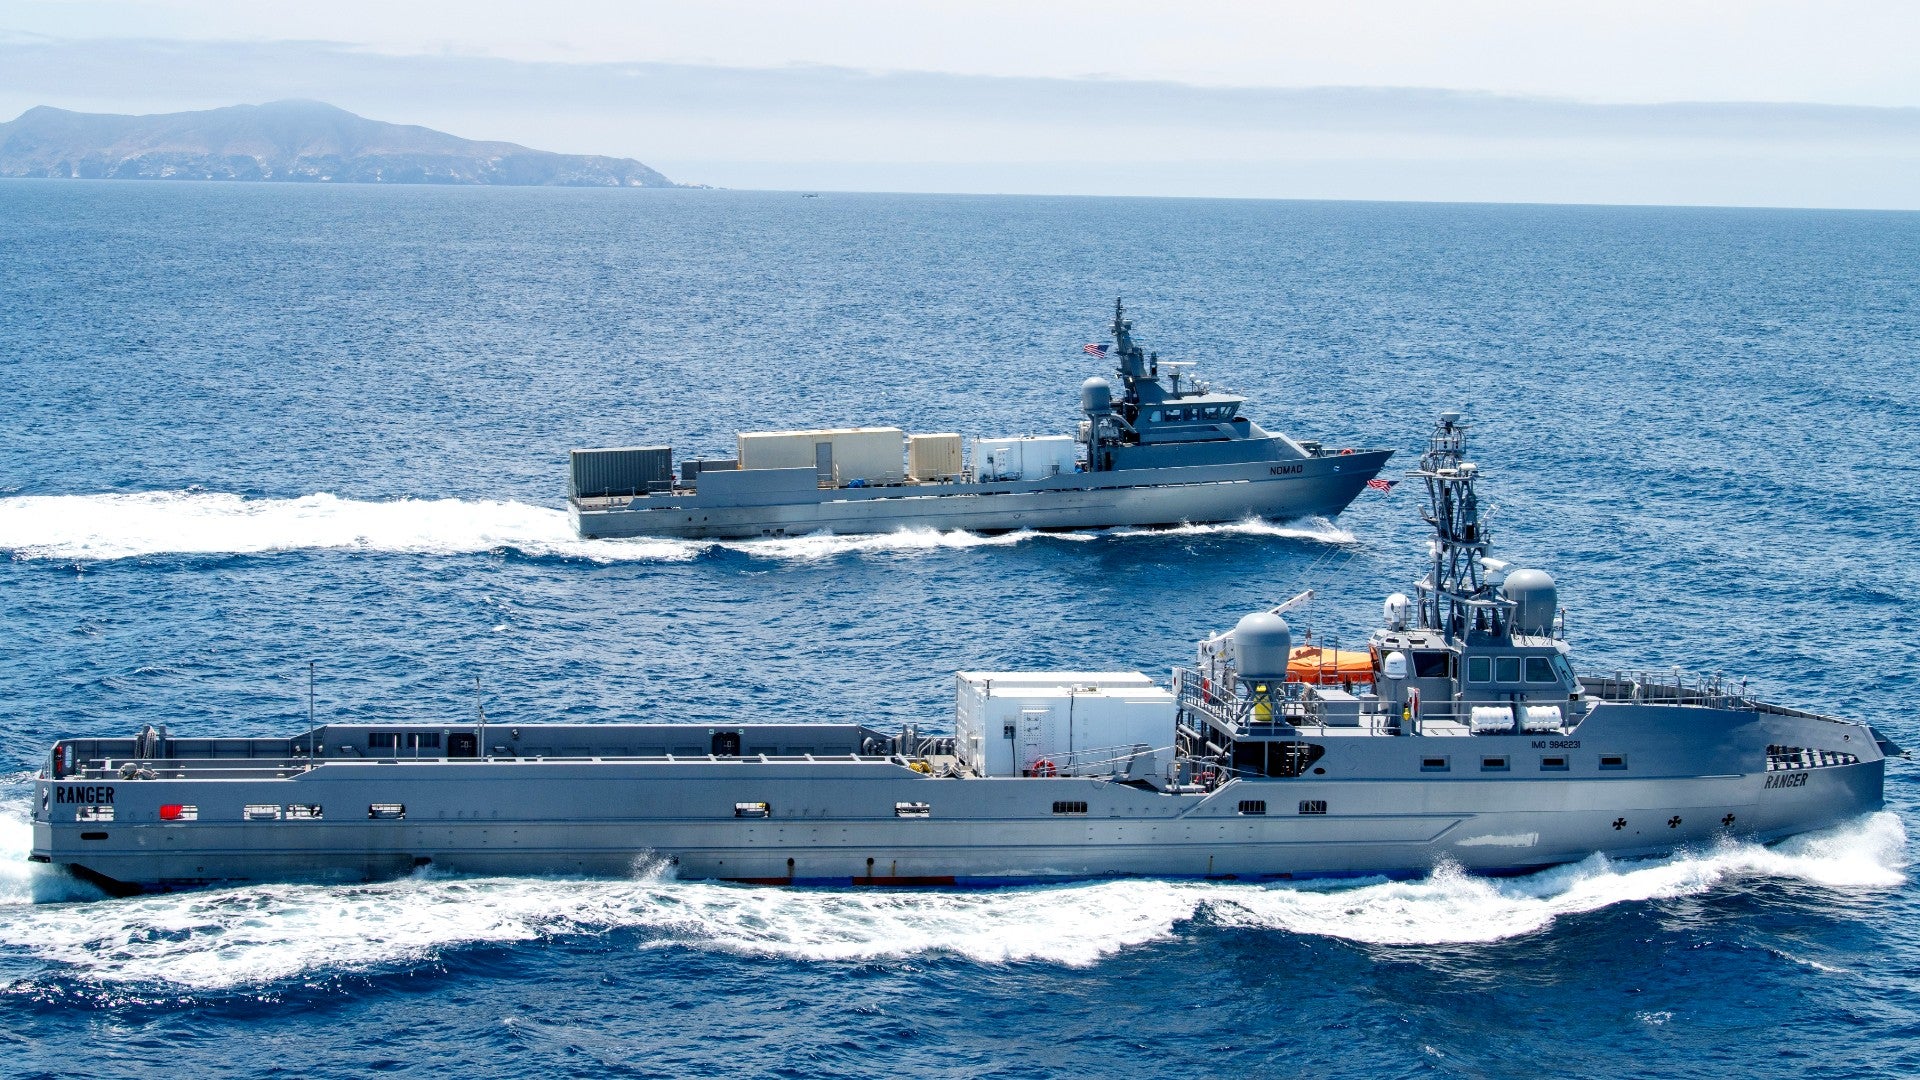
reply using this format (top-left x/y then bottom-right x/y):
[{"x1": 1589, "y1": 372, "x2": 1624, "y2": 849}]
[
  {"x1": 31, "y1": 415, "x2": 1896, "y2": 894},
  {"x1": 568, "y1": 301, "x2": 1392, "y2": 539}
]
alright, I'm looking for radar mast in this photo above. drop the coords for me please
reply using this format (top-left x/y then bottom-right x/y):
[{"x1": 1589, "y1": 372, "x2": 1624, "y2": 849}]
[{"x1": 1411, "y1": 411, "x2": 1505, "y2": 643}]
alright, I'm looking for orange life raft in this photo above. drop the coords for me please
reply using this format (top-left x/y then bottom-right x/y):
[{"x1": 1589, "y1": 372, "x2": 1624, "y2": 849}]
[{"x1": 1287, "y1": 645, "x2": 1375, "y2": 685}]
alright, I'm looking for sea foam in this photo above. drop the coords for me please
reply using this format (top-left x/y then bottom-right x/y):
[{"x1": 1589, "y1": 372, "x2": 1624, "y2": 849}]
[
  {"x1": 0, "y1": 491, "x2": 1352, "y2": 564},
  {"x1": 0, "y1": 799, "x2": 1900, "y2": 991}
]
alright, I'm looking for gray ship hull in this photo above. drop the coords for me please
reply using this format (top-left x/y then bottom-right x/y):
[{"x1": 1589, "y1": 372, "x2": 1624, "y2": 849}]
[
  {"x1": 573, "y1": 453, "x2": 1392, "y2": 540},
  {"x1": 30, "y1": 702, "x2": 1888, "y2": 894}
]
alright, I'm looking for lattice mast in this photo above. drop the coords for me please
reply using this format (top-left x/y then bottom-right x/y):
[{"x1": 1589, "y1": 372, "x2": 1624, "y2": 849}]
[{"x1": 1411, "y1": 411, "x2": 1497, "y2": 642}]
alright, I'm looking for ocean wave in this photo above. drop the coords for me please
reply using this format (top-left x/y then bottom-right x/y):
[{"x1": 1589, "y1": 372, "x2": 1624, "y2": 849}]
[
  {"x1": 0, "y1": 491, "x2": 1353, "y2": 564},
  {"x1": 0, "y1": 807, "x2": 1901, "y2": 990}
]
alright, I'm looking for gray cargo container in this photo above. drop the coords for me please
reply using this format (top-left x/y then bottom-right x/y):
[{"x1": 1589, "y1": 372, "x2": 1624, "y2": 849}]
[{"x1": 569, "y1": 447, "x2": 673, "y2": 499}]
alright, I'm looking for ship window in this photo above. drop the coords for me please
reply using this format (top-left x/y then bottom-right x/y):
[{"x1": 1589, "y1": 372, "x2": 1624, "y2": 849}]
[
  {"x1": 1414, "y1": 652, "x2": 1450, "y2": 678},
  {"x1": 80, "y1": 831, "x2": 109, "y2": 841},
  {"x1": 1147, "y1": 411, "x2": 1162, "y2": 422},
  {"x1": 286, "y1": 804, "x2": 323, "y2": 820},
  {"x1": 1481, "y1": 756, "x2": 1510, "y2": 772},
  {"x1": 733, "y1": 801, "x2": 771, "y2": 818},
  {"x1": 895, "y1": 801, "x2": 932, "y2": 818},
  {"x1": 1468, "y1": 657, "x2": 1492, "y2": 683},
  {"x1": 1524, "y1": 657, "x2": 1556, "y2": 683},
  {"x1": 243, "y1": 804, "x2": 281, "y2": 821},
  {"x1": 77, "y1": 804, "x2": 114, "y2": 822},
  {"x1": 637, "y1": 746, "x2": 667, "y2": 756},
  {"x1": 368, "y1": 732, "x2": 401, "y2": 750},
  {"x1": 783, "y1": 747, "x2": 816, "y2": 756},
  {"x1": 159, "y1": 804, "x2": 198, "y2": 821},
  {"x1": 1421, "y1": 756, "x2": 1450, "y2": 772},
  {"x1": 1052, "y1": 801, "x2": 1089, "y2": 815},
  {"x1": 408, "y1": 732, "x2": 441, "y2": 750},
  {"x1": 1496, "y1": 657, "x2": 1522, "y2": 683},
  {"x1": 369, "y1": 803, "x2": 406, "y2": 819},
  {"x1": 1298, "y1": 800, "x2": 1328, "y2": 816},
  {"x1": 1238, "y1": 800, "x2": 1267, "y2": 815},
  {"x1": 1599, "y1": 755, "x2": 1628, "y2": 771},
  {"x1": 1552, "y1": 655, "x2": 1576, "y2": 683},
  {"x1": 1540, "y1": 756, "x2": 1568, "y2": 770}
]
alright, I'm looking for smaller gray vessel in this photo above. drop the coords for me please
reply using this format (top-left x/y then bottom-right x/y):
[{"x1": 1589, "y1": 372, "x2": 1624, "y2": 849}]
[{"x1": 569, "y1": 301, "x2": 1392, "y2": 539}]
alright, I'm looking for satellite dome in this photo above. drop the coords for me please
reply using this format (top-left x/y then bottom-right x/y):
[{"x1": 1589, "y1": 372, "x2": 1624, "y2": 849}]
[
  {"x1": 1502, "y1": 568, "x2": 1558, "y2": 635},
  {"x1": 1232, "y1": 611, "x2": 1292, "y2": 681},
  {"x1": 1383, "y1": 592, "x2": 1412, "y2": 630},
  {"x1": 1080, "y1": 377, "x2": 1114, "y2": 416}
]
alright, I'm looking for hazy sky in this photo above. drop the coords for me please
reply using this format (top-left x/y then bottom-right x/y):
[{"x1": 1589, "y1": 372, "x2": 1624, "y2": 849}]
[{"x1": 5, "y1": 1, "x2": 1919, "y2": 207}]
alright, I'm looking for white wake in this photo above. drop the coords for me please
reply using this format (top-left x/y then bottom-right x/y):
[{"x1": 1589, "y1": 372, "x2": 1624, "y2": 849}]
[
  {"x1": 0, "y1": 804, "x2": 1901, "y2": 990},
  {"x1": 0, "y1": 491, "x2": 1352, "y2": 564}
]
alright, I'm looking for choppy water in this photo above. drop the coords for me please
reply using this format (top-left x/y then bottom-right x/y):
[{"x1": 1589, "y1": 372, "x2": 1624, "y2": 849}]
[{"x1": 1, "y1": 182, "x2": 1917, "y2": 1078}]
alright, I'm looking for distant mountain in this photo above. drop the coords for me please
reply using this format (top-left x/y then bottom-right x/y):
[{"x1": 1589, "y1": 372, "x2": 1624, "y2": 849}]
[{"x1": 0, "y1": 100, "x2": 679, "y2": 187}]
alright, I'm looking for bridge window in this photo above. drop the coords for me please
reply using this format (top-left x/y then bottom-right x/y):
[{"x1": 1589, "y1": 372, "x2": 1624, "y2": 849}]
[
  {"x1": 408, "y1": 732, "x2": 441, "y2": 750},
  {"x1": 1414, "y1": 653, "x2": 1451, "y2": 678},
  {"x1": 1525, "y1": 657, "x2": 1557, "y2": 683},
  {"x1": 368, "y1": 732, "x2": 401, "y2": 750},
  {"x1": 1468, "y1": 657, "x2": 1491, "y2": 683},
  {"x1": 1496, "y1": 657, "x2": 1522, "y2": 683}
]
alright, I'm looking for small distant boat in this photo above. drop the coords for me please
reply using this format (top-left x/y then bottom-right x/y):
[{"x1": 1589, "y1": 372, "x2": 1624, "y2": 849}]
[{"x1": 567, "y1": 300, "x2": 1393, "y2": 539}]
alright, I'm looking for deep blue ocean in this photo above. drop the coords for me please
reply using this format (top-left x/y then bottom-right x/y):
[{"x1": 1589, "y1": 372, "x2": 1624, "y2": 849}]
[{"x1": 1, "y1": 182, "x2": 1917, "y2": 1078}]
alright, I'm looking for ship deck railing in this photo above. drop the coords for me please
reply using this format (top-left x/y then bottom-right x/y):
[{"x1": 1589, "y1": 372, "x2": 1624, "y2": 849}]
[
  {"x1": 50, "y1": 750, "x2": 924, "y2": 782},
  {"x1": 1579, "y1": 671, "x2": 1756, "y2": 709},
  {"x1": 1031, "y1": 742, "x2": 1171, "y2": 779}
]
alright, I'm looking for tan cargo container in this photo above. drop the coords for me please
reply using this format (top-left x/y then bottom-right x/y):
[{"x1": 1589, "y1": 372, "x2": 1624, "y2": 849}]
[
  {"x1": 737, "y1": 427, "x2": 904, "y2": 486},
  {"x1": 907, "y1": 433, "x2": 963, "y2": 481}
]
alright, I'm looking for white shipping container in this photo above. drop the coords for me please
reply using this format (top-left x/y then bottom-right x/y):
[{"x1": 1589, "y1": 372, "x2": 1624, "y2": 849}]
[
  {"x1": 736, "y1": 431, "x2": 821, "y2": 471},
  {"x1": 908, "y1": 433, "x2": 963, "y2": 480},
  {"x1": 974, "y1": 435, "x2": 1078, "y2": 482},
  {"x1": 953, "y1": 672, "x2": 1174, "y2": 778},
  {"x1": 825, "y1": 428, "x2": 905, "y2": 484},
  {"x1": 736, "y1": 427, "x2": 904, "y2": 485}
]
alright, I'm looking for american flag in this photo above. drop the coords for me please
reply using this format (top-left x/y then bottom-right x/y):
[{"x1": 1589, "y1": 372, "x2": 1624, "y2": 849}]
[
  {"x1": 1083, "y1": 343, "x2": 1108, "y2": 359},
  {"x1": 1367, "y1": 478, "x2": 1397, "y2": 493}
]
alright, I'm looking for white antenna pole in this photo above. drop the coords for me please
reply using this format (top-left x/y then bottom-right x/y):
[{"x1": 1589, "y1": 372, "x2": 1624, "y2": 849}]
[{"x1": 307, "y1": 660, "x2": 317, "y2": 762}]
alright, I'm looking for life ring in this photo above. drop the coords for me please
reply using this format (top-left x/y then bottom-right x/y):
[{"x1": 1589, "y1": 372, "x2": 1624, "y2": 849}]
[
  {"x1": 1340, "y1": 447, "x2": 1354, "y2": 455},
  {"x1": 1030, "y1": 758, "x2": 1057, "y2": 778}
]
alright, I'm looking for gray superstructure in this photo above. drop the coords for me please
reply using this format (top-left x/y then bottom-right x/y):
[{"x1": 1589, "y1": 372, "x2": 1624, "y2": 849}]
[
  {"x1": 30, "y1": 414, "x2": 1896, "y2": 894},
  {"x1": 569, "y1": 301, "x2": 1393, "y2": 539}
]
